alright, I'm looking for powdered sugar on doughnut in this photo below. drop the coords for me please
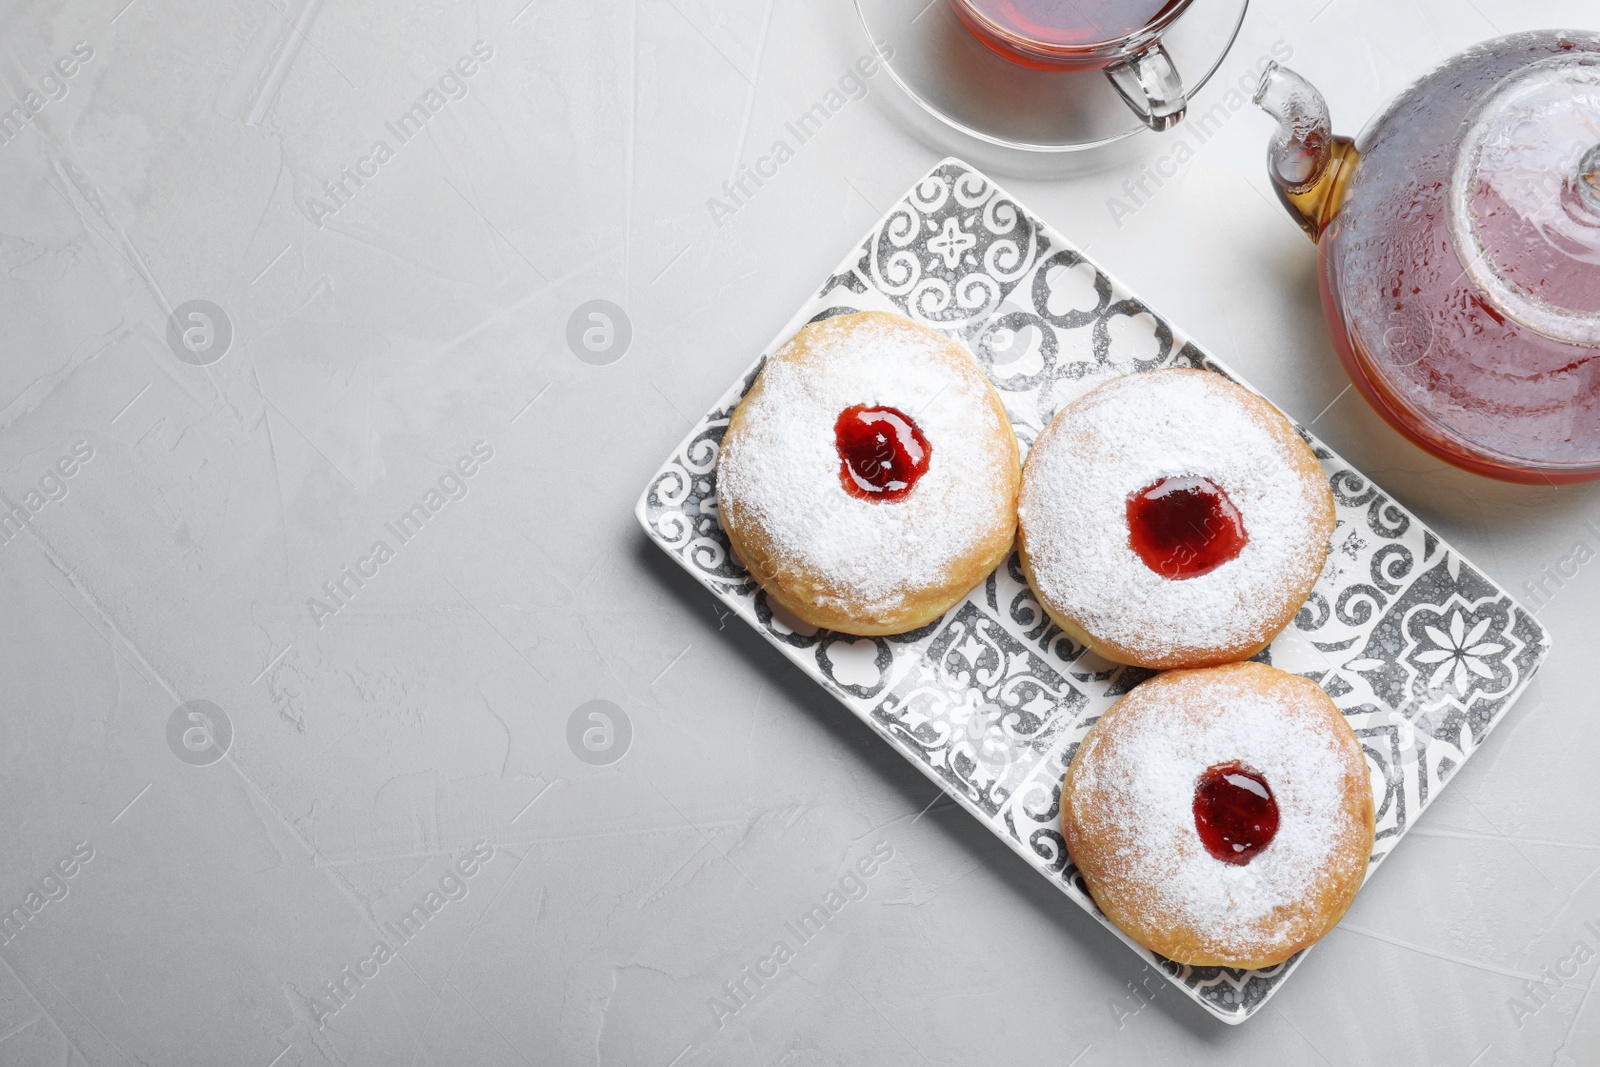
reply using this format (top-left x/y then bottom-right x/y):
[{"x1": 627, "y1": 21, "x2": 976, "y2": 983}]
[
  {"x1": 1069, "y1": 669, "x2": 1369, "y2": 961},
  {"x1": 717, "y1": 314, "x2": 1013, "y2": 618},
  {"x1": 1019, "y1": 370, "x2": 1329, "y2": 662}
]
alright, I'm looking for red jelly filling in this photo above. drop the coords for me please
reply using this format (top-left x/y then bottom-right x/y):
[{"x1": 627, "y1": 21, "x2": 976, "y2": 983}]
[
  {"x1": 1193, "y1": 762, "x2": 1279, "y2": 865},
  {"x1": 834, "y1": 405, "x2": 931, "y2": 502},
  {"x1": 1126, "y1": 475, "x2": 1248, "y2": 579}
]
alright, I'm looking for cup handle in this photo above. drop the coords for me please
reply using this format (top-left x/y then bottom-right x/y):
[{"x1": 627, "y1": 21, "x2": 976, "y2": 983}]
[{"x1": 1105, "y1": 40, "x2": 1186, "y2": 131}]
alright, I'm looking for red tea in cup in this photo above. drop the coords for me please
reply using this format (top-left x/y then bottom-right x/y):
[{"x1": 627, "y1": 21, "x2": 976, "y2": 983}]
[
  {"x1": 947, "y1": 0, "x2": 1194, "y2": 128},
  {"x1": 951, "y1": 0, "x2": 1189, "y2": 70}
]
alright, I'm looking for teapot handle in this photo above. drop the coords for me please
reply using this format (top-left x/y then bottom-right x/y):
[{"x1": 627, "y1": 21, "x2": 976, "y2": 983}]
[{"x1": 1105, "y1": 41, "x2": 1186, "y2": 132}]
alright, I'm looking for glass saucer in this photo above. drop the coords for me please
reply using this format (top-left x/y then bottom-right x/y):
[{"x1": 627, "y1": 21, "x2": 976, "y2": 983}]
[{"x1": 856, "y1": 0, "x2": 1250, "y2": 152}]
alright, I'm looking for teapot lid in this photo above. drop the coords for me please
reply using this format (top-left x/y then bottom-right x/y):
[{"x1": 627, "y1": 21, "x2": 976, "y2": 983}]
[{"x1": 1448, "y1": 53, "x2": 1600, "y2": 348}]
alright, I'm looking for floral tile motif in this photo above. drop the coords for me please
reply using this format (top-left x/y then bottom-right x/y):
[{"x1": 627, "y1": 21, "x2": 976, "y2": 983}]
[
  {"x1": 635, "y1": 158, "x2": 1550, "y2": 1023},
  {"x1": 868, "y1": 168, "x2": 1044, "y2": 333},
  {"x1": 1340, "y1": 555, "x2": 1544, "y2": 751},
  {"x1": 871, "y1": 602, "x2": 1086, "y2": 816}
]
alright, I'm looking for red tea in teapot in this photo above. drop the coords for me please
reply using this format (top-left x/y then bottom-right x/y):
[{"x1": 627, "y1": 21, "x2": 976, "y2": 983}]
[
  {"x1": 1257, "y1": 34, "x2": 1600, "y2": 483},
  {"x1": 952, "y1": 0, "x2": 1185, "y2": 68}
]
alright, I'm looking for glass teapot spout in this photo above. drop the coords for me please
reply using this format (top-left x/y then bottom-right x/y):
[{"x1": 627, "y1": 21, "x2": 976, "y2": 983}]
[{"x1": 1254, "y1": 63, "x2": 1360, "y2": 241}]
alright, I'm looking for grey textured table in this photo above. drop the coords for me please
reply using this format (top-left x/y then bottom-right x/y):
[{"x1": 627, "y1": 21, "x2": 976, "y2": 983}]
[{"x1": 0, "y1": 0, "x2": 1595, "y2": 1064}]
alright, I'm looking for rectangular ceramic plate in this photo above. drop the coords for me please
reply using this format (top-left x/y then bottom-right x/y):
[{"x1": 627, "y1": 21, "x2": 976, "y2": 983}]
[{"x1": 634, "y1": 158, "x2": 1551, "y2": 1023}]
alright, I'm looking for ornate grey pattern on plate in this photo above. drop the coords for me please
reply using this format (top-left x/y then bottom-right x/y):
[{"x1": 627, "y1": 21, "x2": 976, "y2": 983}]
[{"x1": 634, "y1": 159, "x2": 1550, "y2": 1024}]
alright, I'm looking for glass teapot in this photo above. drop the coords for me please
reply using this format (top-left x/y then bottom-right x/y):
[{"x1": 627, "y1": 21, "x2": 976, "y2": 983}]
[{"x1": 1254, "y1": 31, "x2": 1600, "y2": 484}]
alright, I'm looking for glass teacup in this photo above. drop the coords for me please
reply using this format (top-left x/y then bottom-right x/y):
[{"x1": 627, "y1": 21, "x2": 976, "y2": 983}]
[{"x1": 947, "y1": 0, "x2": 1195, "y2": 129}]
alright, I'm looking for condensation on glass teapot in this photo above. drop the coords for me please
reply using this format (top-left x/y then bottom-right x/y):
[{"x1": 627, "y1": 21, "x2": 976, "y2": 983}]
[{"x1": 1254, "y1": 32, "x2": 1600, "y2": 484}]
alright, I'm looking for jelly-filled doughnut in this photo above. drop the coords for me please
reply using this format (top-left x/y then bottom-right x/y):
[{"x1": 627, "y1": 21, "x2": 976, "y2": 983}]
[
  {"x1": 1018, "y1": 368, "x2": 1335, "y2": 669},
  {"x1": 716, "y1": 311, "x2": 1020, "y2": 635},
  {"x1": 1062, "y1": 662, "x2": 1375, "y2": 969}
]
